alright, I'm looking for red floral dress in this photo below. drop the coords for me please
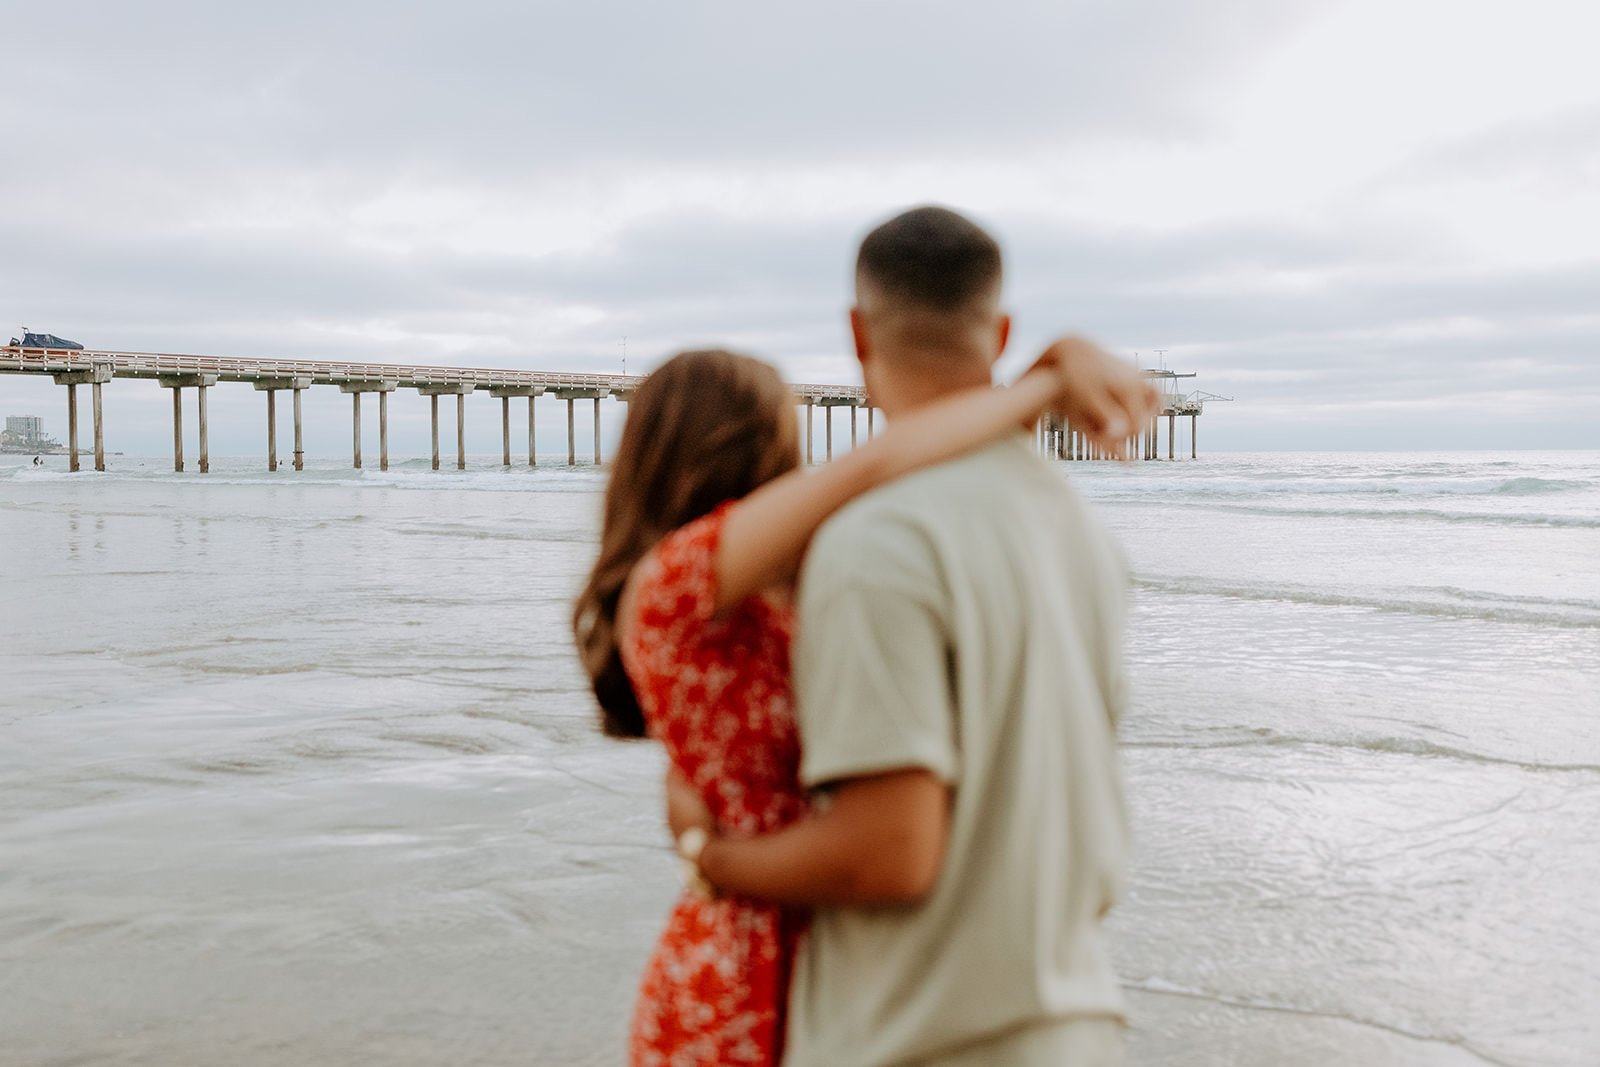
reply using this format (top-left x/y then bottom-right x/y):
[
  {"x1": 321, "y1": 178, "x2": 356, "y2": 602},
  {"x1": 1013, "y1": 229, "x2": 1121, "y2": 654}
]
[{"x1": 620, "y1": 504, "x2": 809, "y2": 1066}]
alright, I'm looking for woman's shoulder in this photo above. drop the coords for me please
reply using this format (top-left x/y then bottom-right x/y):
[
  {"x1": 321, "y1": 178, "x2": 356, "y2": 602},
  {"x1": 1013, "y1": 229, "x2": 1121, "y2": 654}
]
[{"x1": 619, "y1": 506, "x2": 733, "y2": 650}]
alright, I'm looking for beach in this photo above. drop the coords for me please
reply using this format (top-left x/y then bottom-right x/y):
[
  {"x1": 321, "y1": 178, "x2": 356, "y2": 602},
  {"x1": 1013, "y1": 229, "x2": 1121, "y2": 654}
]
[{"x1": 2, "y1": 450, "x2": 1596, "y2": 1066}]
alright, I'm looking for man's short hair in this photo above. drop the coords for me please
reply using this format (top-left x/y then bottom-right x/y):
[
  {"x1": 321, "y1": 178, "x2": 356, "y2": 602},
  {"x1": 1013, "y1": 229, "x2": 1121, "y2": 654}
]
[{"x1": 856, "y1": 206, "x2": 1002, "y2": 313}]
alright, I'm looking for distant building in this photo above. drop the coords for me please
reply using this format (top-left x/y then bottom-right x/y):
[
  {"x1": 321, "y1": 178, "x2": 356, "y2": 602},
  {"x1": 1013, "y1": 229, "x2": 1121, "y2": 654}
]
[
  {"x1": 6, "y1": 416, "x2": 44, "y2": 440},
  {"x1": 2, "y1": 415, "x2": 62, "y2": 452},
  {"x1": 7, "y1": 331, "x2": 83, "y2": 349}
]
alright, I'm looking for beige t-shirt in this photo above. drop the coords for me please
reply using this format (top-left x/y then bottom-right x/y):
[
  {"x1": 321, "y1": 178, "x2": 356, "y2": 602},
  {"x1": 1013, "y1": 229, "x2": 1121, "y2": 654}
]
[{"x1": 784, "y1": 438, "x2": 1130, "y2": 1067}]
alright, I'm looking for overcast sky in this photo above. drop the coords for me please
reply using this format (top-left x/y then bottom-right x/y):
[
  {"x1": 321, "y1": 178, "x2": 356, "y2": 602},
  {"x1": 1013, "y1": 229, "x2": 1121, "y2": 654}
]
[{"x1": 4, "y1": 0, "x2": 1597, "y2": 454}]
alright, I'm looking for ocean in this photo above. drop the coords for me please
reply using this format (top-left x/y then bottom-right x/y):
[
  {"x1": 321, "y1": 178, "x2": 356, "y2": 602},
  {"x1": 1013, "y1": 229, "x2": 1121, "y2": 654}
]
[{"x1": 2, "y1": 450, "x2": 1596, "y2": 1066}]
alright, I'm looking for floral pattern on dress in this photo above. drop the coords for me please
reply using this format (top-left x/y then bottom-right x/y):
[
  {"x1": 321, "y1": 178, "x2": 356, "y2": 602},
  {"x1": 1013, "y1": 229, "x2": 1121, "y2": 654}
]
[{"x1": 620, "y1": 503, "x2": 809, "y2": 1067}]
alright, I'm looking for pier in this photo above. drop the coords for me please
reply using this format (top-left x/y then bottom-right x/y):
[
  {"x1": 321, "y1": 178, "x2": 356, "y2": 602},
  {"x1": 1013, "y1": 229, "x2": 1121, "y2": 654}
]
[
  {"x1": 1, "y1": 346, "x2": 868, "y2": 472},
  {"x1": 4, "y1": 345, "x2": 1221, "y2": 471},
  {"x1": 1037, "y1": 368, "x2": 1226, "y2": 462}
]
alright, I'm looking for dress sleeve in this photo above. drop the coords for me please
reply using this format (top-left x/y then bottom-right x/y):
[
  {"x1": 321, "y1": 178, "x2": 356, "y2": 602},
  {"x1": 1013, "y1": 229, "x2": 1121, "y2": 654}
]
[{"x1": 624, "y1": 502, "x2": 731, "y2": 679}]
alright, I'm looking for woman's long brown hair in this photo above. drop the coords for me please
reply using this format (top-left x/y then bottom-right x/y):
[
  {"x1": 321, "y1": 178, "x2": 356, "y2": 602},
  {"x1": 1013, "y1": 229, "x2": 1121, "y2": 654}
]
[{"x1": 573, "y1": 349, "x2": 800, "y2": 738}]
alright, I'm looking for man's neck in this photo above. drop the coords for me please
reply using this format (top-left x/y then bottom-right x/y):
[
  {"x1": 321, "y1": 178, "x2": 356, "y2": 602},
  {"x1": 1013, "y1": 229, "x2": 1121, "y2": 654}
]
[{"x1": 873, "y1": 358, "x2": 993, "y2": 418}]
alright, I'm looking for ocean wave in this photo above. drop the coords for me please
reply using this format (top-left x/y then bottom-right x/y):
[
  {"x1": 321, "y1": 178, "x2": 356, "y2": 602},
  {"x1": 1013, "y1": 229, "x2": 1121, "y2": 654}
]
[
  {"x1": 2, "y1": 467, "x2": 97, "y2": 483},
  {"x1": 1489, "y1": 476, "x2": 1584, "y2": 495},
  {"x1": 1102, "y1": 497, "x2": 1600, "y2": 529},
  {"x1": 1132, "y1": 576, "x2": 1600, "y2": 628},
  {"x1": 1079, "y1": 470, "x2": 1595, "y2": 498},
  {"x1": 1124, "y1": 729, "x2": 1600, "y2": 775}
]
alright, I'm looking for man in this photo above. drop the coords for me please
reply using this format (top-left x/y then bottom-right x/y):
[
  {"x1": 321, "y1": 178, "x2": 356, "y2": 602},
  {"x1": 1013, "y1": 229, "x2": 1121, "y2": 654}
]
[{"x1": 685, "y1": 206, "x2": 1150, "y2": 1065}]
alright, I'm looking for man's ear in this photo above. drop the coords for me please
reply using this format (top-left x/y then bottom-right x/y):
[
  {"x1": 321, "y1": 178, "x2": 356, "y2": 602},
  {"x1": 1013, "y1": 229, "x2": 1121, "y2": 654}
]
[
  {"x1": 850, "y1": 306, "x2": 871, "y2": 368},
  {"x1": 990, "y1": 313, "x2": 1012, "y2": 366}
]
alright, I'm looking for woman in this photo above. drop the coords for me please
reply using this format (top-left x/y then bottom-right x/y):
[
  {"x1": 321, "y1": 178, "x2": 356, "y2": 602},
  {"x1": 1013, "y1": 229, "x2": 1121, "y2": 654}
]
[{"x1": 573, "y1": 344, "x2": 1139, "y2": 1066}]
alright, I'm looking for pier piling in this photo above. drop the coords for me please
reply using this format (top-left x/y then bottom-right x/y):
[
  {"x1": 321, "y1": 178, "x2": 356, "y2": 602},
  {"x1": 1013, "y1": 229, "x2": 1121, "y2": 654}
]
[
  {"x1": 488, "y1": 386, "x2": 544, "y2": 467},
  {"x1": 548, "y1": 388, "x2": 608, "y2": 467},
  {"x1": 266, "y1": 390, "x2": 277, "y2": 471},
  {"x1": 66, "y1": 383, "x2": 79, "y2": 472},
  {"x1": 92, "y1": 380, "x2": 104, "y2": 471},
  {"x1": 416, "y1": 384, "x2": 474, "y2": 472},
  {"x1": 198, "y1": 383, "x2": 210, "y2": 473},
  {"x1": 815, "y1": 398, "x2": 858, "y2": 462},
  {"x1": 339, "y1": 381, "x2": 396, "y2": 471},
  {"x1": 51, "y1": 367, "x2": 110, "y2": 473},
  {"x1": 256, "y1": 379, "x2": 310, "y2": 472},
  {"x1": 805, "y1": 402, "x2": 814, "y2": 464},
  {"x1": 158, "y1": 374, "x2": 216, "y2": 473},
  {"x1": 293, "y1": 386, "x2": 304, "y2": 471}
]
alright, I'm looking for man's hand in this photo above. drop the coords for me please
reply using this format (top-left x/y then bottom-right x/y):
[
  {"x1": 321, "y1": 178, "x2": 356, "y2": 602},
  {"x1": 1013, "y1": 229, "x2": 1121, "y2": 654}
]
[
  {"x1": 665, "y1": 763, "x2": 713, "y2": 840},
  {"x1": 1028, "y1": 336, "x2": 1160, "y2": 459}
]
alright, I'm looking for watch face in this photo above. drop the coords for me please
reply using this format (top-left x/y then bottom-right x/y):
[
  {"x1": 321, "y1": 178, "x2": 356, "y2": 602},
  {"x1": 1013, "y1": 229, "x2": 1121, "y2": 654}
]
[{"x1": 676, "y1": 826, "x2": 708, "y2": 861}]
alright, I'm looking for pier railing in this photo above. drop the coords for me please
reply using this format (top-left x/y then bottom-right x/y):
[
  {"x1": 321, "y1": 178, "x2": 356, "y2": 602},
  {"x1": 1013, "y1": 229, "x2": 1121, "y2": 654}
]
[{"x1": 0, "y1": 346, "x2": 865, "y2": 403}]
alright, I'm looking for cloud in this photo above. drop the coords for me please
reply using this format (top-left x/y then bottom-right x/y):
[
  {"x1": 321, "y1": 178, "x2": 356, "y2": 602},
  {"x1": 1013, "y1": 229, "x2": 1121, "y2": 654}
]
[
  {"x1": 1379, "y1": 105, "x2": 1600, "y2": 187},
  {"x1": 5, "y1": 2, "x2": 1315, "y2": 171}
]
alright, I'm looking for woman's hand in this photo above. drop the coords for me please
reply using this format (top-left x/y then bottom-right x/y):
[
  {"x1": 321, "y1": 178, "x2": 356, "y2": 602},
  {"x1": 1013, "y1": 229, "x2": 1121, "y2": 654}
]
[
  {"x1": 666, "y1": 763, "x2": 713, "y2": 840},
  {"x1": 1027, "y1": 336, "x2": 1161, "y2": 459}
]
